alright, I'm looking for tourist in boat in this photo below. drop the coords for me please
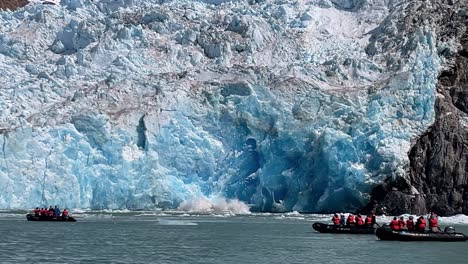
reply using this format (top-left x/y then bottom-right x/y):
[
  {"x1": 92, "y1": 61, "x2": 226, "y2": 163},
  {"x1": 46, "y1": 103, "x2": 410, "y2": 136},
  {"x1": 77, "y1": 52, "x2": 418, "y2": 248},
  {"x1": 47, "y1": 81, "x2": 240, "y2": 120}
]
[
  {"x1": 54, "y1": 206, "x2": 61, "y2": 217},
  {"x1": 390, "y1": 217, "x2": 400, "y2": 230},
  {"x1": 365, "y1": 214, "x2": 373, "y2": 227},
  {"x1": 356, "y1": 214, "x2": 364, "y2": 226},
  {"x1": 340, "y1": 214, "x2": 346, "y2": 226},
  {"x1": 346, "y1": 214, "x2": 355, "y2": 226},
  {"x1": 33, "y1": 207, "x2": 40, "y2": 217},
  {"x1": 332, "y1": 214, "x2": 340, "y2": 226},
  {"x1": 416, "y1": 216, "x2": 426, "y2": 232},
  {"x1": 48, "y1": 206, "x2": 55, "y2": 217},
  {"x1": 62, "y1": 209, "x2": 69, "y2": 220},
  {"x1": 406, "y1": 216, "x2": 415, "y2": 231},
  {"x1": 40, "y1": 208, "x2": 47, "y2": 217},
  {"x1": 398, "y1": 216, "x2": 406, "y2": 229},
  {"x1": 429, "y1": 213, "x2": 440, "y2": 232}
]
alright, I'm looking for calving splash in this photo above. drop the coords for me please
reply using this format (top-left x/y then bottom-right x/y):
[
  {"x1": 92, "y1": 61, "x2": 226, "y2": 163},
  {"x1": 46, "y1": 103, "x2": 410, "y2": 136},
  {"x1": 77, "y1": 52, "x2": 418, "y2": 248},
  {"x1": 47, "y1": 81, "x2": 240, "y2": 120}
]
[{"x1": 0, "y1": 0, "x2": 451, "y2": 212}]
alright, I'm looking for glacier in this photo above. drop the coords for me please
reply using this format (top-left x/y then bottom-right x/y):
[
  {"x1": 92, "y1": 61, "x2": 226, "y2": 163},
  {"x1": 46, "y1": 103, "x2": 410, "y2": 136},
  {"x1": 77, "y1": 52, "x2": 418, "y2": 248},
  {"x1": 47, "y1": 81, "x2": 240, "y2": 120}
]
[{"x1": 0, "y1": 0, "x2": 456, "y2": 212}]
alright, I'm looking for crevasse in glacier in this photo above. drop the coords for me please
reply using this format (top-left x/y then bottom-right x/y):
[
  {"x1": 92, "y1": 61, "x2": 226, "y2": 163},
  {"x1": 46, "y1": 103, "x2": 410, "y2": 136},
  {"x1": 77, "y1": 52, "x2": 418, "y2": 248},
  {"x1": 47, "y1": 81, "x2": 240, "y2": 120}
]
[{"x1": 0, "y1": 0, "x2": 450, "y2": 211}]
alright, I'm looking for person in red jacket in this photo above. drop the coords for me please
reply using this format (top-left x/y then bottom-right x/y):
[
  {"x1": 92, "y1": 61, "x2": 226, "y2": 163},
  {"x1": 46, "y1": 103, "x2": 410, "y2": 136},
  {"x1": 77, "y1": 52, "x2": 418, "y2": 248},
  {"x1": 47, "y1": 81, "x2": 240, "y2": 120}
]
[
  {"x1": 390, "y1": 217, "x2": 400, "y2": 230},
  {"x1": 416, "y1": 216, "x2": 426, "y2": 232},
  {"x1": 33, "y1": 207, "x2": 40, "y2": 217},
  {"x1": 356, "y1": 214, "x2": 364, "y2": 226},
  {"x1": 62, "y1": 209, "x2": 69, "y2": 220},
  {"x1": 332, "y1": 214, "x2": 340, "y2": 226},
  {"x1": 398, "y1": 216, "x2": 406, "y2": 229},
  {"x1": 429, "y1": 213, "x2": 440, "y2": 232},
  {"x1": 346, "y1": 214, "x2": 356, "y2": 226},
  {"x1": 365, "y1": 214, "x2": 373, "y2": 227},
  {"x1": 406, "y1": 216, "x2": 415, "y2": 231}
]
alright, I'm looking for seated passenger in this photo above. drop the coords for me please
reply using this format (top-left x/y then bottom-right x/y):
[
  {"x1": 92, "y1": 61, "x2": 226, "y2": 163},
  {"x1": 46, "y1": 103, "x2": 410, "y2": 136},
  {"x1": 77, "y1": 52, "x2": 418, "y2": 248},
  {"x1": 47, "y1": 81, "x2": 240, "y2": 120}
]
[
  {"x1": 429, "y1": 214, "x2": 440, "y2": 233},
  {"x1": 340, "y1": 214, "x2": 346, "y2": 226},
  {"x1": 398, "y1": 216, "x2": 406, "y2": 230},
  {"x1": 33, "y1": 207, "x2": 40, "y2": 217},
  {"x1": 346, "y1": 214, "x2": 355, "y2": 226},
  {"x1": 62, "y1": 209, "x2": 69, "y2": 219},
  {"x1": 54, "y1": 206, "x2": 61, "y2": 217},
  {"x1": 416, "y1": 216, "x2": 426, "y2": 232},
  {"x1": 332, "y1": 214, "x2": 340, "y2": 226},
  {"x1": 406, "y1": 216, "x2": 415, "y2": 231},
  {"x1": 40, "y1": 208, "x2": 47, "y2": 216},
  {"x1": 48, "y1": 206, "x2": 55, "y2": 217},
  {"x1": 390, "y1": 217, "x2": 400, "y2": 231},
  {"x1": 365, "y1": 214, "x2": 373, "y2": 227},
  {"x1": 356, "y1": 214, "x2": 364, "y2": 226}
]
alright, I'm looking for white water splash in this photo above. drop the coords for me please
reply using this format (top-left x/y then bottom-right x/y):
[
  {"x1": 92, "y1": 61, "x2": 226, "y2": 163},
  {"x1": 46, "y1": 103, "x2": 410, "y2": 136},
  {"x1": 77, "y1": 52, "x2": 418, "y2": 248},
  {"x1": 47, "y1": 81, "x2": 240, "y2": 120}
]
[{"x1": 177, "y1": 197, "x2": 250, "y2": 215}]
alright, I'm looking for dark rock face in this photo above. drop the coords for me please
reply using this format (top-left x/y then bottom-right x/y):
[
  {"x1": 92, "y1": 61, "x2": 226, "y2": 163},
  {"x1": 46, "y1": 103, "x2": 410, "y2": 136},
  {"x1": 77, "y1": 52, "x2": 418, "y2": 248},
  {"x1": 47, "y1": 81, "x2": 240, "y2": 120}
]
[
  {"x1": 366, "y1": 40, "x2": 468, "y2": 216},
  {"x1": 0, "y1": 0, "x2": 29, "y2": 11},
  {"x1": 407, "y1": 39, "x2": 468, "y2": 216},
  {"x1": 364, "y1": 1, "x2": 468, "y2": 216}
]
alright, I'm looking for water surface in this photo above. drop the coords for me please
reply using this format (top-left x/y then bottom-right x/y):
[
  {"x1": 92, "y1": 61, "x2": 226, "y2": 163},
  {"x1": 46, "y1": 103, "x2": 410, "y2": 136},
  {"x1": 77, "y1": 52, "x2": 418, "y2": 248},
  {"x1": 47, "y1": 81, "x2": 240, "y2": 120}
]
[{"x1": 0, "y1": 212, "x2": 466, "y2": 263}]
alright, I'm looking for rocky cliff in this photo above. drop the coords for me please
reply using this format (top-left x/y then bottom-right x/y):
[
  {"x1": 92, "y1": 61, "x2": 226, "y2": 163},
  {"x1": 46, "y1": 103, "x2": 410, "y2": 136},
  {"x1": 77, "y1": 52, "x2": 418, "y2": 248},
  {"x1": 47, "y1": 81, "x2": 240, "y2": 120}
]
[{"x1": 365, "y1": 0, "x2": 468, "y2": 216}]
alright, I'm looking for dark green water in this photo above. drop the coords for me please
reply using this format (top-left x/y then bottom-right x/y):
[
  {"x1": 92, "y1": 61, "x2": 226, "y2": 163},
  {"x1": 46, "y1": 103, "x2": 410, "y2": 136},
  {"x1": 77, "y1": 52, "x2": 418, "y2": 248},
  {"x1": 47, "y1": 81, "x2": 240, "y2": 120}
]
[{"x1": 0, "y1": 212, "x2": 467, "y2": 263}]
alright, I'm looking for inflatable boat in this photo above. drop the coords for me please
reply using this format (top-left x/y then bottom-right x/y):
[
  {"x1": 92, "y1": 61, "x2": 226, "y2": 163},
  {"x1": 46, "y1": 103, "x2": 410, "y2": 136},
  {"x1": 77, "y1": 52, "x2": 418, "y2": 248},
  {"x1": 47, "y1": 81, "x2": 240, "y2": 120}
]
[
  {"x1": 375, "y1": 226, "x2": 467, "y2": 242},
  {"x1": 312, "y1": 222, "x2": 376, "y2": 234},
  {"x1": 26, "y1": 214, "x2": 77, "y2": 222}
]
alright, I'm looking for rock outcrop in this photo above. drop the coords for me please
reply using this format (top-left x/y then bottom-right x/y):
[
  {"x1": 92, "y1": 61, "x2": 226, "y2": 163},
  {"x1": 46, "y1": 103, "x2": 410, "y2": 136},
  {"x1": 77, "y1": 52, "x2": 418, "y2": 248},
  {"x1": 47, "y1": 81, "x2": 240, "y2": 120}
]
[
  {"x1": 0, "y1": 0, "x2": 29, "y2": 11},
  {"x1": 365, "y1": 1, "x2": 468, "y2": 216}
]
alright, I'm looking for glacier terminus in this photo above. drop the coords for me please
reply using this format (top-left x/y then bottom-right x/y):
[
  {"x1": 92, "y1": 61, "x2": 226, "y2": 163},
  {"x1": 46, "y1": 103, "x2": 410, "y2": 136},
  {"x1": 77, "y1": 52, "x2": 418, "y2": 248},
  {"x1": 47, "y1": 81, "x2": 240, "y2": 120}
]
[{"x1": 0, "y1": 0, "x2": 464, "y2": 213}]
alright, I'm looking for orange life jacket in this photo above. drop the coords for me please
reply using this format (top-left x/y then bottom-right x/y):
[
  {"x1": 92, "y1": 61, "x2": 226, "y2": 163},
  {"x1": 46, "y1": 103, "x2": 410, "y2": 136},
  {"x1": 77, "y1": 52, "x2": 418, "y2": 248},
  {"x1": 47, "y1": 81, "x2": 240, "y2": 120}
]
[
  {"x1": 406, "y1": 220, "x2": 414, "y2": 230},
  {"x1": 357, "y1": 217, "x2": 364, "y2": 225},
  {"x1": 398, "y1": 220, "x2": 406, "y2": 229},
  {"x1": 429, "y1": 218, "x2": 438, "y2": 228},
  {"x1": 365, "y1": 216, "x2": 372, "y2": 225},
  {"x1": 332, "y1": 216, "x2": 340, "y2": 225},
  {"x1": 390, "y1": 220, "x2": 400, "y2": 230},
  {"x1": 418, "y1": 219, "x2": 427, "y2": 230}
]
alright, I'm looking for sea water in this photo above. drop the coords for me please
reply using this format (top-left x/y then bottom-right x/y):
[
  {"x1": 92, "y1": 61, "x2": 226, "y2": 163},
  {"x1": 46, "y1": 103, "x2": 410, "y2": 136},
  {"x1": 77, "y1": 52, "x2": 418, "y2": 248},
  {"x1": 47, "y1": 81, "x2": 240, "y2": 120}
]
[{"x1": 0, "y1": 212, "x2": 466, "y2": 264}]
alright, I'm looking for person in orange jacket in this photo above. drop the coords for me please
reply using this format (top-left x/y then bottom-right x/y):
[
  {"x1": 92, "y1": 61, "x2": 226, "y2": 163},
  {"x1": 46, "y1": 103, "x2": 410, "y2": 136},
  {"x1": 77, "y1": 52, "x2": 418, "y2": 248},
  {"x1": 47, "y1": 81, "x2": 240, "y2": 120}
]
[
  {"x1": 356, "y1": 214, "x2": 364, "y2": 226},
  {"x1": 332, "y1": 214, "x2": 340, "y2": 226},
  {"x1": 365, "y1": 214, "x2": 373, "y2": 227},
  {"x1": 390, "y1": 217, "x2": 400, "y2": 230},
  {"x1": 416, "y1": 216, "x2": 426, "y2": 232},
  {"x1": 406, "y1": 216, "x2": 415, "y2": 231},
  {"x1": 346, "y1": 214, "x2": 356, "y2": 226},
  {"x1": 398, "y1": 216, "x2": 406, "y2": 229},
  {"x1": 429, "y1": 213, "x2": 440, "y2": 232}
]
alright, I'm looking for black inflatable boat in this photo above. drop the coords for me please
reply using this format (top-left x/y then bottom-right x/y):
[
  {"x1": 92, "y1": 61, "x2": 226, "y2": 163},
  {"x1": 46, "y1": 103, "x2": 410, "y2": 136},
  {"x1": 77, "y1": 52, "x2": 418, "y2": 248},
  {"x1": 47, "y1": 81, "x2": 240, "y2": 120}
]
[
  {"x1": 312, "y1": 222, "x2": 376, "y2": 234},
  {"x1": 375, "y1": 226, "x2": 467, "y2": 242},
  {"x1": 26, "y1": 214, "x2": 77, "y2": 222}
]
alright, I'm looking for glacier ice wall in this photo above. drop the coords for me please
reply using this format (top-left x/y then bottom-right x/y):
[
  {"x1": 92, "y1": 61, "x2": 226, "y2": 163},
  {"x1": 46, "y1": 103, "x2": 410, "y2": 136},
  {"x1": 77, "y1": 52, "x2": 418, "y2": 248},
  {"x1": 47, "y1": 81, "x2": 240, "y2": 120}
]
[{"x1": 0, "y1": 0, "x2": 453, "y2": 211}]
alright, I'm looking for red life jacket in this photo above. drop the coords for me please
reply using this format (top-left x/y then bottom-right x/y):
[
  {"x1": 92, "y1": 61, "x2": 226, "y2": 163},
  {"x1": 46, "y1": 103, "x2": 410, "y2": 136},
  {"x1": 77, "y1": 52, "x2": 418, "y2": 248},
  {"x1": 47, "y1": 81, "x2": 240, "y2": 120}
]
[
  {"x1": 365, "y1": 216, "x2": 372, "y2": 225},
  {"x1": 332, "y1": 216, "x2": 340, "y2": 225},
  {"x1": 429, "y1": 218, "x2": 438, "y2": 228},
  {"x1": 348, "y1": 215, "x2": 355, "y2": 223},
  {"x1": 390, "y1": 220, "x2": 400, "y2": 230},
  {"x1": 356, "y1": 217, "x2": 364, "y2": 225},
  {"x1": 398, "y1": 220, "x2": 406, "y2": 229},
  {"x1": 418, "y1": 219, "x2": 427, "y2": 230},
  {"x1": 63, "y1": 210, "x2": 69, "y2": 216},
  {"x1": 33, "y1": 209, "x2": 40, "y2": 215},
  {"x1": 406, "y1": 220, "x2": 414, "y2": 230}
]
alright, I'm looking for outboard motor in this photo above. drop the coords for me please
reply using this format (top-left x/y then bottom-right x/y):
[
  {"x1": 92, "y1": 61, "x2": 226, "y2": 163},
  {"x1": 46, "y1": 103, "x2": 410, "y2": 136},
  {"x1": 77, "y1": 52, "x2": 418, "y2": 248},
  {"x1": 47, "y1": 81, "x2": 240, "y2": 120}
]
[{"x1": 444, "y1": 226, "x2": 456, "y2": 233}]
